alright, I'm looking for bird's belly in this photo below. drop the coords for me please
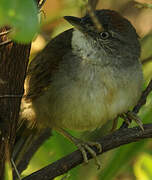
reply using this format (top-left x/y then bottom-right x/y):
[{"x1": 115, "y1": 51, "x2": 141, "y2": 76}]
[
  {"x1": 54, "y1": 88, "x2": 137, "y2": 131},
  {"x1": 32, "y1": 77, "x2": 141, "y2": 131}
]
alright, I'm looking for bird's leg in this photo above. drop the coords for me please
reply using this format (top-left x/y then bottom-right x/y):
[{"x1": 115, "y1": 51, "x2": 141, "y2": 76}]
[
  {"x1": 110, "y1": 116, "x2": 119, "y2": 132},
  {"x1": 120, "y1": 114, "x2": 131, "y2": 126},
  {"x1": 55, "y1": 127, "x2": 102, "y2": 169}
]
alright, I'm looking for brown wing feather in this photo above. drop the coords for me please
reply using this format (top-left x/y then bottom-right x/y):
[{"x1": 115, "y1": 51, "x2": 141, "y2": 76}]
[{"x1": 25, "y1": 28, "x2": 73, "y2": 100}]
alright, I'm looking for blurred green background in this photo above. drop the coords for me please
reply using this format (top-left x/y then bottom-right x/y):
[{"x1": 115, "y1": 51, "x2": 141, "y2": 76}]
[{"x1": 1, "y1": 0, "x2": 152, "y2": 179}]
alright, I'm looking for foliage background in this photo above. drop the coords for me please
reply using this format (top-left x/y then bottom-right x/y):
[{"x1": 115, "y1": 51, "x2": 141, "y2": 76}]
[{"x1": 1, "y1": 0, "x2": 152, "y2": 179}]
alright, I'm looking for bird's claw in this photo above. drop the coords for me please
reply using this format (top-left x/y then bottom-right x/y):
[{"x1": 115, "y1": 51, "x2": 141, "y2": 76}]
[
  {"x1": 126, "y1": 111, "x2": 144, "y2": 131},
  {"x1": 75, "y1": 140, "x2": 102, "y2": 169}
]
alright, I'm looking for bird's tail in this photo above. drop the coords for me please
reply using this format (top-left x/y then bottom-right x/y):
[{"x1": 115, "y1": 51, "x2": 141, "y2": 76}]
[{"x1": 13, "y1": 98, "x2": 51, "y2": 177}]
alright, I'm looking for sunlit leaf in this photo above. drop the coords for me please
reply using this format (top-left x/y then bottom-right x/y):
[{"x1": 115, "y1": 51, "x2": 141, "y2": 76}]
[
  {"x1": 4, "y1": 161, "x2": 13, "y2": 180},
  {"x1": 134, "y1": 153, "x2": 152, "y2": 180},
  {"x1": 0, "y1": 0, "x2": 39, "y2": 43}
]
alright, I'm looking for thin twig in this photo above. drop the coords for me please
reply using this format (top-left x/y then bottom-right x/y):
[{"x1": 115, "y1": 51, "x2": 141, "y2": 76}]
[
  {"x1": 13, "y1": 128, "x2": 51, "y2": 178},
  {"x1": 11, "y1": 159, "x2": 21, "y2": 180},
  {"x1": 22, "y1": 124, "x2": 152, "y2": 180},
  {"x1": 0, "y1": 30, "x2": 11, "y2": 36},
  {"x1": 142, "y1": 56, "x2": 152, "y2": 65},
  {"x1": 87, "y1": 0, "x2": 99, "y2": 10},
  {"x1": 0, "y1": 29, "x2": 12, "y2": 46},
  {"x1": 120, "y1": 79, "x2": 152, "y2": 128},
  {"x1": 135, "y1": 2, "x2": 152, "y2": 9},
  {"x1": 38, "y1": 0, "x2": 47, "y2": 9},
  {"x1": 87, "y1": 0, "x2": 103, "y2": 32},
  {"x1": 0, "y1": 40, "x2": 12, "y2": 46},
  {"x1": 0, "y1": 95, "x2": 22, "y2": 98},
  {"x1": 133, "y1": 79, "x2": 152, "y2": 113}
]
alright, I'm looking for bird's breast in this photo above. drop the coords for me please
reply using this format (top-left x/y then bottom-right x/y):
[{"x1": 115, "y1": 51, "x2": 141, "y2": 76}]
[{"x1": 31, "y1": 62, "x2": 142, "y2": 131}]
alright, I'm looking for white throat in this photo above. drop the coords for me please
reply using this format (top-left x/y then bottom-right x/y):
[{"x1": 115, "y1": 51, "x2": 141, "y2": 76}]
[
  {"x1": 71, "y1": 29, "x2": 108, "y2": 64},
  {"x1": 72, "y1": 30, "x2": 96, "y2": 57}
]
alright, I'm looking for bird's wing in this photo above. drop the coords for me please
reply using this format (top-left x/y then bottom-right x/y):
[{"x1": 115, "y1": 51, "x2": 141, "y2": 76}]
[{"x1": 25, "y1": 28, "x2": 74, "y2": 100}]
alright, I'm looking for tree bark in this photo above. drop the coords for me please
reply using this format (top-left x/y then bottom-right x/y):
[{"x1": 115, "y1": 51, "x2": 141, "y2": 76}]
[{"x1": 0, "y1": 27, "x2": 31, "y2": 179}]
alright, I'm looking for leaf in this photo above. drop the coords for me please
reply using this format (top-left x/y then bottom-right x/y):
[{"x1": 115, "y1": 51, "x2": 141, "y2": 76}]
[
  {"x1": 0, "y1": 0, "x2": 39, "y2": 43},
  {"x1": 4, "y1": 160, "x2": 13, "y2": 180},
  {"x1": 134, "y1": 153, "x2": 152, "y2": 180},
  {"x1": 135, "y1": 2, "x2": 152, "y2": 9},
  {"x1": 141, "y1": 34, "x2": 152, "y2": 60}
]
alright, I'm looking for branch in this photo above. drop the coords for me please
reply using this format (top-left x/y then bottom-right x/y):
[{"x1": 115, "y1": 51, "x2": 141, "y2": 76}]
[
  {"x1": 142, "y1": 55, "x2": 152, "y2": 65},
  {"x1": 120, "y1": 79, "x2": 152, "y2": 128},
  {"x1": 87, "y1": 0, "x2": 103, "y2": 32},
  {"x1": 87, "y1": 0, "x2": 99, "y2": 10},
  {"x1": 38, "y1": 0, "x2": 47, "y2": 9},
  {"x1": 133, "y1": 79, "x2": 152, "y2": 113},
  {"x1": 22, "y1": 124, "x2": 152, "y2": 180},
  {"x1": 14, "y1": 128, "x2": 51, "y2": 177}
]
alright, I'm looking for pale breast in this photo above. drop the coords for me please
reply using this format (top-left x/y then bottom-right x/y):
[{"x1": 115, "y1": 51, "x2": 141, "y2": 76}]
[{"x1": 31, "y1": 61, "x2": 142, "y2": 131}]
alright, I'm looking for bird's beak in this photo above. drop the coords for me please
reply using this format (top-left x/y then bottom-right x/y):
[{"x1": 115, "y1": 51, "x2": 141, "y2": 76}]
[
  {"x1": 64, "y1": 16, "x2": 84, "y2": 31},
  {"x1": 64, "y1": 15, "x2": 104, "y2": 33}
]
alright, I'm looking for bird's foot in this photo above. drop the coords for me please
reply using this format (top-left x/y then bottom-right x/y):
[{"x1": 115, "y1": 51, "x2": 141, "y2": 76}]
[
  {"x1": 73, "y1": 138, "x2": 102, "y2": 169},
  {"x1": 120, "y1": 111, "x2": 144, "y2": 131},
  {"x1": 55, "y1": 127, "x2": 102, "y2": 169}
]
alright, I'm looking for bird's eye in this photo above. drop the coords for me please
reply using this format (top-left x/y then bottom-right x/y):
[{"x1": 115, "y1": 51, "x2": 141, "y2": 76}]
[{"x1": 100, "y1": 31, "x2": 110, "y2": 39}]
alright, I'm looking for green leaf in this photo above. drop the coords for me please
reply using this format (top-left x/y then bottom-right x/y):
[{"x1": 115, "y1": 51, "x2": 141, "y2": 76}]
[
  {"x1": 141, "y1": 34, "x2": 152, "y2": 59},
  {"x1": 4, "y1": 161, "x2": 13, "y2": 180},
  {"x1": 0, "y1": 0, "x2": 39, "y2": 43},
  {"x1": 134, "y1": 153, "x2": 152, "y2": 180}
]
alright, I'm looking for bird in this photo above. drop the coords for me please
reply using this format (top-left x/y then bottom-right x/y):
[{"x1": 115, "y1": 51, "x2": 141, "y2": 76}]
[{"x1": 19, "y1": 9, "x2": 143, "y2": 167}]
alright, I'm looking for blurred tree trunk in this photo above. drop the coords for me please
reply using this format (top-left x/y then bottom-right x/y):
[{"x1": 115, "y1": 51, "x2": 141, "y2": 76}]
[{"x1": 0, "y1": 27, "x2": 31, "y2": 179}]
